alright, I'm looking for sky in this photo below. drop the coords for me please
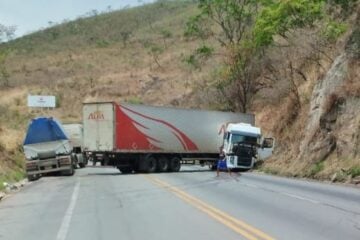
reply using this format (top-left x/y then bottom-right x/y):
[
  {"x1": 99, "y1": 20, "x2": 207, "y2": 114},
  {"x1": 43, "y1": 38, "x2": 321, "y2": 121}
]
[{"x1": 0, "y1": 0, "x2": 154, "y2": 38}]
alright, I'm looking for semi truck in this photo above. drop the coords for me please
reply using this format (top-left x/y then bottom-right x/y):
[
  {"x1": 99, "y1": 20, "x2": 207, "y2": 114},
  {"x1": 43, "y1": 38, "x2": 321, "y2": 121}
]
[
  {"x1": 82, "y1": 102, "x2": 274, "y2": 173},
  {"x1": 23, "y1": 117, "x2": 76, "y2": 181},
  {"x1": 63, "y1": 123, "x2": 88, "y2": 168}
]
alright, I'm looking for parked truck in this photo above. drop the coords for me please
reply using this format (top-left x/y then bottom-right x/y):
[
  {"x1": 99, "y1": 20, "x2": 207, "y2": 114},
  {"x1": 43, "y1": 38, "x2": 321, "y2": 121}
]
[
  {"x1": 63, "y1": 123, "x2": 88, "y2": 168},
  {"x1": 23, "y1": 117, "x2": 76, "y2": 181},
  {"x1": 82, "y1": 102, "x2": 274, "y2": 173}
]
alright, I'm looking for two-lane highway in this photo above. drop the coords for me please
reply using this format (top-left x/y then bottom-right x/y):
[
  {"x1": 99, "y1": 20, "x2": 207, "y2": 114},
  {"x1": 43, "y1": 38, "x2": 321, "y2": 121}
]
[{"x1": 0, "y1": 166, "x2": 359, "y2": 240}]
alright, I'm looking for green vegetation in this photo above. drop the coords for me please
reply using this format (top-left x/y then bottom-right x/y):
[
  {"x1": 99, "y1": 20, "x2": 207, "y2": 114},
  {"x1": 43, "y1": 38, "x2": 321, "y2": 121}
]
[
  {"x1": 253, "y1": 0, "x2": 324, "y2": 48},
  {"x1": 322, "y1": 20, "x2": 347, "y2": 42},
  {"x1": 0, "y1": 149, "x2": 25, "y2": 191},
  {"x1": 126, "y1": 96, "x2": 143, "y2": 105},
  {"x1": 349, "y1": 166, "x2": 360, "y2": 178},
  {"x1": 185, "y1": 0, "x2": 343, "y2": 113},
  {"x1": 0, "y1": 104, "x2": 31, "y2": 129},
  {"x1": 309, "y1": 162, "x2": 325, "y2": 176},
  {"x1": 5, "y1": 1, "x2": 195, "y2": 54},
  {"x1": 0, "y1": 170, "x2": 25, "y2": 191},
  {"x1": 0, "y1": 0, "x2": 358, "y2": 184}
]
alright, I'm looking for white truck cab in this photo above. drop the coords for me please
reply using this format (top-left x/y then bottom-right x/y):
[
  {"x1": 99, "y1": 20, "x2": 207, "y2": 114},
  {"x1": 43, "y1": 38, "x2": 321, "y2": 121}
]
[
  {"x1": 222, "y1": 123, "x2": 274, "y2": 170},
  {"x1": 63, "y1": 124, "x2": 88, "y2": 168}
]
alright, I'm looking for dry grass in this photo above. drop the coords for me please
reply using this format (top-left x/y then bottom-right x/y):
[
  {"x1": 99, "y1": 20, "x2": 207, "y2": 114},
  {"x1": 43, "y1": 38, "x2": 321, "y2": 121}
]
[
  {"x1": 0, "y1": 0, "x2": 359, "y2": 184},
  {"x1": 0, "y1": 128, "x2": 22, "y2": 152},
  {"x1": 342, "y1": 59, "x2": 360, "y2": 97},
  {"x1": 0, "y1": 1, "x2": 208, "y2": 184}
]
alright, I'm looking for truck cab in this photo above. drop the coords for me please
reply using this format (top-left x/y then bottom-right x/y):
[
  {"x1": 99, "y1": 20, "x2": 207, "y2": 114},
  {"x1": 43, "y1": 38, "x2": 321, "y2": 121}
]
[
  {"x1": 63, "y1": 124, "x2": 88, "y2": 168},
  {"x1": 222, "y1": 123, "x2": 274, "y2": 170}
]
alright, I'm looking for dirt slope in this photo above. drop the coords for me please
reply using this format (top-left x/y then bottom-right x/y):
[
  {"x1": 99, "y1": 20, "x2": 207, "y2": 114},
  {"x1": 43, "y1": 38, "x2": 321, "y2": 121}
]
[{"x1": 0, "y1": 1, "x2": 359, "y2": 184}]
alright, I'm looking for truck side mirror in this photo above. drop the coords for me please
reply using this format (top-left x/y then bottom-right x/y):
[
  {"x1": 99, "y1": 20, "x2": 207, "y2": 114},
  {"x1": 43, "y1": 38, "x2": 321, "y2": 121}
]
[{"x1": 262, "y1": 138, "x2": 274, "y2": 148}]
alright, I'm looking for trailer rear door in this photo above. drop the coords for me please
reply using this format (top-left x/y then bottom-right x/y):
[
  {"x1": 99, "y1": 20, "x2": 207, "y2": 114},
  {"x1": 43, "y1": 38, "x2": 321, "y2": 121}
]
[{"x1": 83, "y1": 103, "x2": 114, "y2": 151}]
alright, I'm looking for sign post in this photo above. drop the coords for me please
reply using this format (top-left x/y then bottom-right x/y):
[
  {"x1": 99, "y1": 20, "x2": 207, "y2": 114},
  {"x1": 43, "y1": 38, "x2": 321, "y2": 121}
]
[
  {"x1": 27, "y1": 95, "x2": 56, "y2": 115},
  {"x1": 27, "y1": 95, "x2": 56, "y2": 108}
]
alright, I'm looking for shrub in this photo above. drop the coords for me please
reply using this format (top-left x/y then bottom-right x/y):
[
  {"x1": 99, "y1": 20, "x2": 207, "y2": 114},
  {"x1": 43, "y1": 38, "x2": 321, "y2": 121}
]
[
  {"x1": 262, "y1": 167, "x2": 279, "y2": 175},
  {"x1": 322, "y1": 21, "x2": 347, "y2": 42},
  {"x1": 309, "y1": 161, "x2": 324, "y2": 176},
  {"x1": 127, "y1": 96, "x2": 143, "y2": 104},
  {"x1": 96, "y1": 39, "x2": 110, "y2": 48},
  {"x1": 349, "y1": 166, "x2": 360, "y2": 177}
]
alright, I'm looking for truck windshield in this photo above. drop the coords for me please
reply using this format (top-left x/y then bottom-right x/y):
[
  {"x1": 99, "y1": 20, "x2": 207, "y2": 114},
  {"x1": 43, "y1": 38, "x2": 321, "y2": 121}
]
[{"x1": 231, "y1": 134, "x2": 257, "y2": 145}]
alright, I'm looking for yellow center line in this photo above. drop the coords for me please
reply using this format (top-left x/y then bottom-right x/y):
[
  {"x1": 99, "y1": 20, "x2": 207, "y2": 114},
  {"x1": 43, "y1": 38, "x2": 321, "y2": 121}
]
[{"x1": 144, "y1": 175, "x2": 275, "y2": 240}]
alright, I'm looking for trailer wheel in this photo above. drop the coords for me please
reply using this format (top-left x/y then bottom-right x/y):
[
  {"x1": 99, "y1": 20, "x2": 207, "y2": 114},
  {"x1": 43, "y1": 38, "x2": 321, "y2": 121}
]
[
  {"x1": 156, "y1": 157, "x2": 168, "y2": 172},
  {"x1": 79, "y1": 162, "x2": 85, "y2": 168},
  {"x1": 169, "y1": 157, "x2": 181, "y2": 172},
  {"x1": 83, "y1": 153, "x2": 88, "y2": 165},
  {"x1": 142, "y1": 155, "x2": 157, "y2": 173},
  {"x1": 209, "y1": 161, "x2": 217, "y2": 171},
  {"x1": 118, "y1": 167, "x2": 133, "y2": 174},
  {"x1": 61, "y1": 165, "x2": 75, "y2": 176},
  {"x1": 27, "y1": 174, "x2": 39, "y2": 181}
]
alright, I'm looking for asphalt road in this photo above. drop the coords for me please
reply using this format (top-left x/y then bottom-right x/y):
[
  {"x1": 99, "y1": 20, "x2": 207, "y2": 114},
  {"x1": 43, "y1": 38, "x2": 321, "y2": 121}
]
[{"x1": 0, "y1": 165, "x2": 360, "y2": 240}]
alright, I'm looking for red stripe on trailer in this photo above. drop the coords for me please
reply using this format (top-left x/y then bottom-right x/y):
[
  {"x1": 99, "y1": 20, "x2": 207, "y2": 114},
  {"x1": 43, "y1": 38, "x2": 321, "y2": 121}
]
[
  {"x1": 115, "y1": 103, "x2": 161, "y2": 151},
  {"x1": 115, "y1": 103, "x2": 198, "y2": 151}
]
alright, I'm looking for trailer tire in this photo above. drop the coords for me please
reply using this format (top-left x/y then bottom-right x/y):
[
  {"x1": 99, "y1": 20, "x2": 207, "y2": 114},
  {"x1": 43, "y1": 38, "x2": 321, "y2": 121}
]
[
  {"x1": 169, "y1": 157, "x2": 181, "y2": 172},
  {"x1": 79, "y1": 162, "x2": 85, "y2": 168},
  {"x1": 156, "y1": 157, "x2": 168, "y2": 172},
  {"x1": 118, "y1": 167, "x2": 133, "y2": 174},
  {"x1": 83, "y1": 153, "x2": 88, "y2": 165},
  {"x1": 142, "y1": 155, "x2": 157, "y2": 173},
  {"x1": 27, "y1": 174, "x2": 39, "y2": 181},
  {"x1": 61, "y1": 165, "x2": 75, "y2": 176},
  {"x1": 210, "y1": 164, "x2": 217, "y2": 171}
]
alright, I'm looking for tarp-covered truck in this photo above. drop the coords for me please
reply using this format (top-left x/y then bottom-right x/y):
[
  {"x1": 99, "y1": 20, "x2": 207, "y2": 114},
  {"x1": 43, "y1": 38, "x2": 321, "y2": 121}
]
[
  {"x1": 23, "y1": 117, "x2": 75, "y2": 181},
  {"x1": 83, "y1": 102, "x2": 274, "y2": 173},
  {"x1": 63, "y1": 124, "x2": 88, "y2": 168}
]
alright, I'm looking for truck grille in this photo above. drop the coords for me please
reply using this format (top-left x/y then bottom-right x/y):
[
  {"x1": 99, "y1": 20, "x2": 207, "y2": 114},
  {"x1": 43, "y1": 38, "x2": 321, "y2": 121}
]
[
  {"x1": 59, "y1": 157, "x2": 71, "y2": 165},
  {"x1": 237, "y1": 157, "x2": 252, "y2": 167},
  {"x1": 236, "y1": 146, "x2": 253, "y2": 167},
  {"x1": 26, "y1": 161, "x2": 38, "y2": 170}
]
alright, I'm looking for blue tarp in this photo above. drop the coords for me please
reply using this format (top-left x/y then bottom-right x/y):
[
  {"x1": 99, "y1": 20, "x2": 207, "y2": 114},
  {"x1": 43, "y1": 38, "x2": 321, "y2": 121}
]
[{"x1": 23, "y1": 117, "x2": 68, "y2": 145}]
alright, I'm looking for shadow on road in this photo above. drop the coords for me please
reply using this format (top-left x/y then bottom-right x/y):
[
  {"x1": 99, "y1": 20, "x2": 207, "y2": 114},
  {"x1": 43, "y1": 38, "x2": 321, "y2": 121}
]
[
  {"x1": 86, "y1": 172, "x2": 121, "y2": 176},
  {"x1": 84, "y1": 169, "x2": 212, "y2": 176}
]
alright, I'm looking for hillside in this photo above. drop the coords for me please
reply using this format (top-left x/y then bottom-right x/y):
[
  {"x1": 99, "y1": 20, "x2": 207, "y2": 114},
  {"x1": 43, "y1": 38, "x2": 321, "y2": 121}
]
[{"x1": 0, "y1": 0, "x2": 359, "y2": 185}]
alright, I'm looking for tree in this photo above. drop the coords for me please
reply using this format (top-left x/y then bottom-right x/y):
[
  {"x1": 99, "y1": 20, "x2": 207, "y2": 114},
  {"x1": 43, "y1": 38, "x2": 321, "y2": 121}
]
[
  {"x1": 185, "y1": 0, "x2": 264, "y2": 112},
  {"x1": 120, "y1": 30, "x2": 132, "y2": 47},
  {"x1": 0, "y1": 24, "x2": 16, "y2": 43},
  {"x1": 0, "y1": 51, "x2": 10, "y2": 87},
  {"x1": 0, "y1": 24, "x2": 16, "y2": 87},
  {"x1": 253, "y1": 0, "x2": 324, "y2": 48},
  {"x1": 188, "y1": 0, "x2": 347, "y2": 112},
  {"x1": 252, "y1": 0, "x2": 346, "y2": 109},
  {"x1": 148, "y1": 44, "x2": 164, "y2": 69},
  {"x1": 194, "y1": 0, "x2": 260, "y2": 47}
]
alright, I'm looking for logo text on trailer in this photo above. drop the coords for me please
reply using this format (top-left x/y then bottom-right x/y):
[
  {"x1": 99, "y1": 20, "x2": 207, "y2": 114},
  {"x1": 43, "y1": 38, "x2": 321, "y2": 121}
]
[{"x1": 88, "y1": 111, "x2": 105, "y2": 120}]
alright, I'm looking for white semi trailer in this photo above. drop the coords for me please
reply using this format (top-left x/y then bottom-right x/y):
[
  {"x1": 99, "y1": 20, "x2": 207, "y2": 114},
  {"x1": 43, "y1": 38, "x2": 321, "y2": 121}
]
[{"x1": 82, "y1": 102, "x2": 274, "y2": 173}]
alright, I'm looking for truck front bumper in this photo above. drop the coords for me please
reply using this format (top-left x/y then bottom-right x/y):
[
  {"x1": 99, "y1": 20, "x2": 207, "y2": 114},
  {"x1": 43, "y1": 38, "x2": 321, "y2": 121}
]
[
  {"x1": 27, "y1": 166, "x2": 72, "y2": 175},
  {"x1": 226, "y1": 155, "x2": 254, "y2": 169},
  {"x1": 26, "y1": 158, "x2": 72, "y2": 175}
]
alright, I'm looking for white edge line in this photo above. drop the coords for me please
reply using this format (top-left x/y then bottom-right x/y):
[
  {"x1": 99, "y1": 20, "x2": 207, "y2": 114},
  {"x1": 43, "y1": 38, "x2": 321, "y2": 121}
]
[
  {"x1": 241, "y1": 182, "x2": 320, "y2": 204},
  {"x1": 280, "y1": 192, "x2": 320, "y2": 204},
  {"x1": 56, "y1": 180, "x2": 80, "y2": 240}
]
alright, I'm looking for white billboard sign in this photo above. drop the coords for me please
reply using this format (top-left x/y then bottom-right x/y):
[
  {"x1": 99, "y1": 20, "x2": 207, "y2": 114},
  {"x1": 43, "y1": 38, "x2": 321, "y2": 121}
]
[{"x1": 27, "y1": 95, "x2": 56, "y2": 108}]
